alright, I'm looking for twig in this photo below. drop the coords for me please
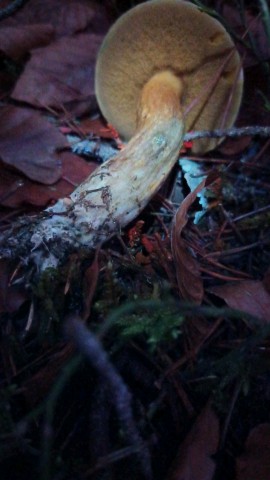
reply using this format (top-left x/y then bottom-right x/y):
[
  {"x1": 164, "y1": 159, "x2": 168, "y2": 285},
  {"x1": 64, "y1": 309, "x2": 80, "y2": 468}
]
[
  {"x1": 0, "y1": 0, "x2": 26, "y2": 20},
  {"x1": 219, "y1": 204, "x2": 245, "y2": 244},
  {"x1": 73, "y1": 125, "x2": 270, "y2": 162},
  {"x1": 184, "y1": 125, "x2": 270, "y2": 142},
  {"x1": 233, "y1": 204, "x2": 270, "y2": 222},
  {"x1": 204, "y1": 235, "x2": 270, "y2": 258},
  {"x1": 65, "y1": 316, "x2": 152, "y2": 480},
  {"x1": 70, "y1": 123, "x2": 270, "y2": 188}
]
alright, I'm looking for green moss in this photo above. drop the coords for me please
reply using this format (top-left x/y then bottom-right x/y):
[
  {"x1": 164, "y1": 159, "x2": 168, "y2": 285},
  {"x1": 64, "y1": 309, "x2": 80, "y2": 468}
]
[{"x1": 111, "y1": 299, "x2": 184, "y2": 352}]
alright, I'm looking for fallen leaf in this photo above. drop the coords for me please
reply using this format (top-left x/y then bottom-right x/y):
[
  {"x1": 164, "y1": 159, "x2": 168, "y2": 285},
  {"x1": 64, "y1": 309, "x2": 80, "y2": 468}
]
[
  {"x1": 12, "y1": 33, "x2": 103, "y2": 115},
  {"x1": 210, "y1": 280, "x2": 270, "y2": 322},
  {"x1": 0, "y1": 106, "x2": 66, "y2": 184},
  {"x1": 236, "y1": 424, "x2": 270, "y2": 480},
  {"x1": 59, "y1": 151, "x2": 97, "y2": 187},
  {"x1": 172, "y1": 240, "x2": 203, "y2": 304},
  {"x1": 0, "y1": 152, "x2": 97, "y2": 208},
  {"x1": 167, "y1": 403, "x2": 219, "y2": 480},
  {"x1": 0, "y1": 24, "x2": 54, "y2": 59},
  {"x1": 2, "y1": 0, "x2": 109, "y2": 38},
  {"x1": 171, "y1": 172, "x2": 219, "y2": 304},
  {"x1": 79, "y1": 117, "x2": 121, "y2": 139}
]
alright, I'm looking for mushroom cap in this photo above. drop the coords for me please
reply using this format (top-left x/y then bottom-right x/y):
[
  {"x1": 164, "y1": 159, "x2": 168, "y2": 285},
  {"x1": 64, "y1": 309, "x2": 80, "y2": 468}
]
[{"x1": 95, "y1": 0, "x2": 243, "y2": 153}]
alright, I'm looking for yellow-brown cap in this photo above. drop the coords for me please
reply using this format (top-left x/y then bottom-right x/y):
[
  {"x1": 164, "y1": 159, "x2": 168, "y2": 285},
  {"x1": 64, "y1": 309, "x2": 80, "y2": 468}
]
[{"x1": 95, "y1": 0, "x2": 243, "y2": 153}]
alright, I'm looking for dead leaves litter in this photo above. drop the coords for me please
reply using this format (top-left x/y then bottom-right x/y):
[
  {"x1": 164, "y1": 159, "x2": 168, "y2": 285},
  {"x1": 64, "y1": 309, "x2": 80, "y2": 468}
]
[{"x1": 171, "y1": 172, "x2": 219, "y2": 304}]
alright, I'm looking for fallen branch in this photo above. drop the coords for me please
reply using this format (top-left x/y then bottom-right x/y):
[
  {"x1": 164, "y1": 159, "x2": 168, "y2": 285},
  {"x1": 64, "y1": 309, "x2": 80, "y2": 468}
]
[
  {"x1": 65, "y1": 316, "x2": 152, "y2": 480},
  {"x1": 0, "y1": 0, "x2": 26, "y2": 20},
  {"x1": 184, "y1": 125, "x2": 270, "y2": 141},
  {"x1": 72, "y1": 124, "x2": 270, "y2": 161}
]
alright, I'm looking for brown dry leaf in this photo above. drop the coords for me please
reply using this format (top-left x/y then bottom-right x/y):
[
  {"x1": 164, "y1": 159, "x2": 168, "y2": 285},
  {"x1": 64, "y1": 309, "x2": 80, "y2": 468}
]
[
  {"x1": 172, "y1": 239, "x2": 203, "y2": 304},
  {"x1": 2, "y1": 0, "x2": 109, "y2": 38},
  {"x1": 171, "y1": 173, "x2": 218, "y2": 304},
  {"x1": 236, "y1": 424, "x2": 270, "y2": 480},
  {"x1": 58, "y1": 151, "x2": 97, "y2": 188},
  {"x1": 210, "y1": 280, "x2": 270, "y2": 322},
  {"x1": 0, "y1": 24, "x2": 54, "y2": 59},
  {"x1": 167, "y1": 403, "x2": 219, "y2": 480},
  {"x1": 0, "y1": 152, "x2": 97, "y2": 208},
  {"x1": 79, "y1": 117, "x2": 120, "y2": 140},
  {"x1": 11, "y1": 33, "x2": 103, "y2": 115},
  {"x1": 0, "y1": 106, "x2": 67, "y2": 184},
  {"x1": 59, "y1": 117, "x2": 118, "y2": 140}
]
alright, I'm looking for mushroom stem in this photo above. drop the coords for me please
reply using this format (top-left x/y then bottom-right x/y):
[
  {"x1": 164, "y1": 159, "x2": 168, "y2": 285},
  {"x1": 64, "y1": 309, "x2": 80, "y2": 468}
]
[
  {"x1": 137, "y1": 70, "x2": 184, "y2": 128},
  {"x1": 31, "y1": 74, "x2": 184, "y2": 267}
]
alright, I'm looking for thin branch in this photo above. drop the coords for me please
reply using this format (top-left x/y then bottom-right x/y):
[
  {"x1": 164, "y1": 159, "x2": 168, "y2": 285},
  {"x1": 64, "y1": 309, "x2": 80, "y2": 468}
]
[
  {"x1": 65, "y1": 316, "x2": 153, "y2": 480},
  {"x1": 0, "y1": 0, "x2": 26, "y2": 20},
  {"x1": 72, "y1": 125, "x2": 270, "y2": 161},
  {"x1": 184, "y1": 125, "x2": 270, "y2": 142}
]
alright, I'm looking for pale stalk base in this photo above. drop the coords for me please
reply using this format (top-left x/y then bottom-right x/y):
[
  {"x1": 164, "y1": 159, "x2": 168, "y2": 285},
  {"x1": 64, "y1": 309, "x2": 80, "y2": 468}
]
[{"x1": 31, "y1": 72, "x2": 184, "y2": 270}]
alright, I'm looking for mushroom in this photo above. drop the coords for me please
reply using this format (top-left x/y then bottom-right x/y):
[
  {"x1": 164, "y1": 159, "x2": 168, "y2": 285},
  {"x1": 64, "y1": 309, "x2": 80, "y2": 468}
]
[
  {"x1": 95, "y1": 0, "x2": 243, "y2": 153},
  {"x1": 30, "y1": 0, "x2": 243, "y2": 268}
]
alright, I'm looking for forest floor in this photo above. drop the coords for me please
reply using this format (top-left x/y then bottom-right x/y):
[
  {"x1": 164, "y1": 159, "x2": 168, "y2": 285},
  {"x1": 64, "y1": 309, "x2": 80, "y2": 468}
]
[{"x1": 0, "y1": 1, "x2": 270, "y2": 479}]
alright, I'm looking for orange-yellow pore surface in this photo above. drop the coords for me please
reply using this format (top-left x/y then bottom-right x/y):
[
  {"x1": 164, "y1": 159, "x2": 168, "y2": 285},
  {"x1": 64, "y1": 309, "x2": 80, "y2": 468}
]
[{"x1": 95, "y1": 0, "x2": 243, "y2": 153}]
